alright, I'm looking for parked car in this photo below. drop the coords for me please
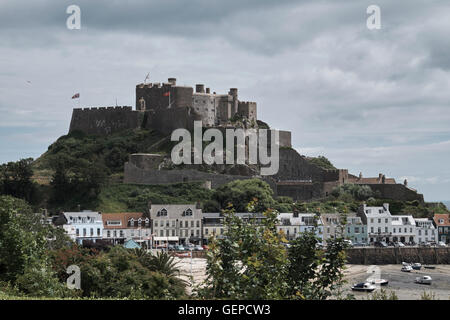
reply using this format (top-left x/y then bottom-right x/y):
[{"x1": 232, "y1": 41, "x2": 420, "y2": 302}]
[
  {"x1": 438, "y1": 241, "x2": 447, "y2": 247},
  {"x1": 415, "y1": 275, "x2": 432, "y2": 285},
  {"x1": 401, "y1": 265, "x2": 413, "y2": 272},
  {"x1": 375, "y1": 241, "x2": 388, "y2": 248},
  {"x1": 412, "y1": 263, "x2": 422, "y2": 270},
  {"x1": 395, "y1": 242, "x2": 405, "y2": 247},
  {"x1": 351, "y1": 282, "x2": 376, "y2": 292},
  {"x1": 202, "y1": 245, "x2": 209, "y2": 250},
  {"x1": 175, "y1": 245, "x2": 185, "y2": 251},
  {"x1": 194, "y1": 245, "x2": 204, "y2": 251},
  {"x1": 167, "y1": 244, "x2": 175, "y2": 251},
  {"x1": 344, "y1": 240, "x2": 353, "y2": 247},
  {"x1": 185, "y1": 244, "x2": 195, "y2": 251}
]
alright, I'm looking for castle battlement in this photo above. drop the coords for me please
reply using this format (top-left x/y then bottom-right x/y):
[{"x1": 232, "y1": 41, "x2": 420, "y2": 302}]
[{"x1": 78, "y1": 106, "x2": 133, "y2": 112}]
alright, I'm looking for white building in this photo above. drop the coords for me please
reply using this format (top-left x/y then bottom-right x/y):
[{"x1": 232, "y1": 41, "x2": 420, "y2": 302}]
[
  {"x1": 149, "y1": 203, "x2": 203, "y2": 246},
  {"x1": 391, "y1": 215, "x2": 416, "y2": 244},
  {"x1": 358, "y1": 203, "x2": 392, "y2": 244},
  {"x1": 276, "y1": 213, "x2": 323, "y2": 241},
  {"x1": 322, "y1": 213, "x2": 366, "y2": 244},
  {"x1": 63, "y1": 210, "x2": 103, "y2": 244},
  {"x1": 415, "y1": 218, "x2": 438, "y2": 244}
]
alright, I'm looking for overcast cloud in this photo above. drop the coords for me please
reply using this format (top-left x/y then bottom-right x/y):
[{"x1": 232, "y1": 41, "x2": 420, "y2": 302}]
[{"x1": 0, "y1": 0, "x2": 449, "y2": 201}]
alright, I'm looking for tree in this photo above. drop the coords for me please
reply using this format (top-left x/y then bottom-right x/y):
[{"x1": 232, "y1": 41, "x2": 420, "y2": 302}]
[
  {"x1": 0, "y1": 158, "x2": 37, "y2": 203},
  {"x1": 213, "y1": 179, "x2": 275, "y2": 212},
  {"x1": 198, "y1": 200, "x2": 349, "y2": 300},
  {"x1": 0, "y1": 195, "x2": 71, "y2": 297},
  {"x1": 49, "y1": 155, "x2": 107, "y2": 208},
  {"x1": 79, "y1": 246, "x2": 186, "y2": 299},
  {"x1": 199, "y1": 201, "x2": 289, "y2": 299},
  {"x1": 0, "y1": 196, "x2": 46, "y2": 282}
]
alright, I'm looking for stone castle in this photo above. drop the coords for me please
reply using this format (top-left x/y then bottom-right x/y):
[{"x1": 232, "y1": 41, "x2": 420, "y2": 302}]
[{"x1": 68, "y1": 77, "x2": 424, "y2": 202}]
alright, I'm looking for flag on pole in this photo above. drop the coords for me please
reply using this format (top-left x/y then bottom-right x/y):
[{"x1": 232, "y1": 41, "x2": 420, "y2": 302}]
[
  {"x1": 163, "y1": 92, "x2": 170, "y2": 97},
  {"x1": 71, "y1": 93, "x2": 80, "y2": 99},
  {"x1": 144, "y1": 72, "x2": 150, "y2": 83}
]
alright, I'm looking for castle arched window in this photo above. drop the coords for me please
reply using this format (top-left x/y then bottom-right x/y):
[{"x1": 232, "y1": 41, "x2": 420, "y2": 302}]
[
  {"x1": 157, "y1": 208, "x2": 168, "y2": 217},
  {"x1": 145, "y1": 218, "x2": 149, "y2": 226},
  {"x1": 129, "y1": 218, "x2": 134, "y2": 227},
  {"x1": 183, "y1": 208, "x2": 193, "y2": 216},
  {"x1": 138, "y1": 218, "x2": 142, "y2": 227}
]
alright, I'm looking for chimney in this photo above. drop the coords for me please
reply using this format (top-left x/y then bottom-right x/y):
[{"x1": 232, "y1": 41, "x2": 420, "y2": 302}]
[
  {"x1": 168, "y1": 78, "x2": 176, "y2": 86},
  {"x1": 205, "y1": 88, "x2": 210, "y2": 94},
  {"x1": 383, "y1": 203, "x2": 389, "y2": 212},
  {"x1": 196, "y1": 84, "x2": 205, "y2": 93}
]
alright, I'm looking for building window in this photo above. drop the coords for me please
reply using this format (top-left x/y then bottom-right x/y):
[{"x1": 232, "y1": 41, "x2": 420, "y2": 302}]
[
  {"x1": 157, "y1": 208, "x2": 168, "y2": 217},
  {"x1": 196, "y1": 221, "x2": 200, "y2": 228},
  {"x1": 97, "y1": 228, "x2": 100, "y2": 236},
  {"x1": 155, "y1": 221, "x2": 158, "y2": 227},
  {"x1": 76, "y1": 229, "x2": 79, "y2": 236},
  {"x1": 107, "y1": 230, "x2": 110, "y2": 237},
  {"x1": 83, "y1": 228, "x2": 86, "y2": 236}
]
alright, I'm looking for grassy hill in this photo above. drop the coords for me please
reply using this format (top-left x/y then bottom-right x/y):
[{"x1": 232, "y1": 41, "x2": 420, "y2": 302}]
[{"x1": 33, "y1": 128, "x2": 171, "y2": 175}]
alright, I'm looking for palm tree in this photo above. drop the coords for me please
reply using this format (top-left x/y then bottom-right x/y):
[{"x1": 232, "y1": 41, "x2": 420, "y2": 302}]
[{"x1": 146, "y1": 251, "x2": 181, "y2": 277}]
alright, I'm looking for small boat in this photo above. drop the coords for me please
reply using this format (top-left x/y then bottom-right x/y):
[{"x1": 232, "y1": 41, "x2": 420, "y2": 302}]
[
  {"x1": 351, "y1": 282, "x2": 376, "y2": 292},
  {"x1": 424, "y1": 265, "x2": 436, "y2": 269},
  {"x1": 402, "y1": 262, "x2": 411, "y2": 266},
  {"x1": 368, "y1": 278, "x2": 389, "y2": 286},
  {"x1": 415, "y1": 276, "x2": 432, "y2": 285},
  {"x1": 412, "y1": 263, "x2": 422, "y2": 270},
  {"x1": 401, "y1": 265, "x2": 413, "y2": 272}
]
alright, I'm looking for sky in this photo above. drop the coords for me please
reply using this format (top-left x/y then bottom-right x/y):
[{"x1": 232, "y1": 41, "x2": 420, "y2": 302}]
[{"x1": 0, "y1": 0, "x2": 449, "y2": 201}]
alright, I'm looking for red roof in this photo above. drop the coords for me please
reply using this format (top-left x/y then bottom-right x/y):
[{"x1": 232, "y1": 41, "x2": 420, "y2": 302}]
[
  {"x1": 102, "y1": 212, "x2": 148, "y2": 229},
  {"x1": 433, "y1": 214, "x2": 450, "y2": 226}
]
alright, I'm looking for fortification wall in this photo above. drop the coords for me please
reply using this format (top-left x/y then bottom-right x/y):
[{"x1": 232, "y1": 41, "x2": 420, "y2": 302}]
[
  {"x1": 365, "y1": 184, "x2": 424, "y2": 202},
  {"x1": 123, "y1": 161, "x2": 277, "y2": 191},
  {"x1": 136, "y1": 83, "x2": 193, "y2": 111},
  {"x1": 346, "y1": 247, "x2": 450, "y2": 264},
  {"x1": 69, "y1": 106, "x2": 140, "y2": 136},
  {"x1": 274, "y1": 148, "x2": 328, "y2": 182},
  {"x1": 144, "y1": 106, "x2": 203, "y2": 135},
  {"x1": 238, "y1": 101, "x2": 257, "y2": 121}
]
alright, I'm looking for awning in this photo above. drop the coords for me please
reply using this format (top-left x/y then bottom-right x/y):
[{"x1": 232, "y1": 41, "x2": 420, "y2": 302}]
[{"x1": 153, "y1": 236, "x2": 179, "y2": 241}]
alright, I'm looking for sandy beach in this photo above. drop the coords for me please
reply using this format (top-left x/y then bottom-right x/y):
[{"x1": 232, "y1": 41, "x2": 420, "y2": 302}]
[{"x1": 175, "y1": 257, "x2": 450, "y2": 299}]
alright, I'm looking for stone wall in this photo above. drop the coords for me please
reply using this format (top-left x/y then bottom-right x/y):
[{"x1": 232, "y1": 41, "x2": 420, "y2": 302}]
[
  {"x1": 366, "y1": 184, "x2": 424, "y2": 202},
  {"x1": 136, "y1": 83, "x2": 193, "y2": 111},
  {"x1": 144, "y1": 106, "x2": 203, "y2": 136},
  {"x1": 274, "y1": 148, "x2": 328, "y2": 182},
  {"x1": 346, "y1": 247, "x2": 450, "y2": 264},
  {"x1": 124, "y1": 160, "x2": 277, "y2": 190},
  {"x1": 69, "y1": 106, "x2": 140, "y2": 136}
]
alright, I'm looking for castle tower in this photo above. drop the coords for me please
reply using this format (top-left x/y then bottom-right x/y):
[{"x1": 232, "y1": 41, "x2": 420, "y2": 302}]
[{"x1": 229, "y1": 88, "x2": 238, "y2": 115}]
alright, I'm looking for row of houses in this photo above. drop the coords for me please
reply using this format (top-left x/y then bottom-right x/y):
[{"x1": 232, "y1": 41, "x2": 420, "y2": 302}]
[{"x1": 54, "y1": 203, "x2": 450, "y2": 247}]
